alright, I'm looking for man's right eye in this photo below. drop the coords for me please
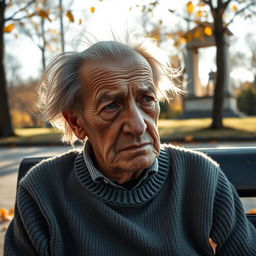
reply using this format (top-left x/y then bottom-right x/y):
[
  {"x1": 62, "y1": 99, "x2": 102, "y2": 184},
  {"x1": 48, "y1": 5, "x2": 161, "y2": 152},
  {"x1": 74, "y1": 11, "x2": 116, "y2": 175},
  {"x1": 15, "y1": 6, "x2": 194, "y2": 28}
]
[{"x1": 104, "y1": 102, "x2": 119, "y2": 111}]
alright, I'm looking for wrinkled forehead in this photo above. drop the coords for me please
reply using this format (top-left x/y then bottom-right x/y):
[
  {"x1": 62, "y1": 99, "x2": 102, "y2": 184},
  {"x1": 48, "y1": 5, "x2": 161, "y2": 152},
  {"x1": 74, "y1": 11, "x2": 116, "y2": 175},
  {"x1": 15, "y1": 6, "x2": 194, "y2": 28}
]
[{"x1": 79, "y1": 52, "x2": 155, "y2": 93}]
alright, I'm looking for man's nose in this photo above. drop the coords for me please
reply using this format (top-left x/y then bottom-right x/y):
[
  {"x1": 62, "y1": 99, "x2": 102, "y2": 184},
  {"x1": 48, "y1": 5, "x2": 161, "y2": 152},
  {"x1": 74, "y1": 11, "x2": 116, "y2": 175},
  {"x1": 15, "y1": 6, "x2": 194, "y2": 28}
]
[{"x1": 123, "y1": 105, "x2": 147, "y2": 136}]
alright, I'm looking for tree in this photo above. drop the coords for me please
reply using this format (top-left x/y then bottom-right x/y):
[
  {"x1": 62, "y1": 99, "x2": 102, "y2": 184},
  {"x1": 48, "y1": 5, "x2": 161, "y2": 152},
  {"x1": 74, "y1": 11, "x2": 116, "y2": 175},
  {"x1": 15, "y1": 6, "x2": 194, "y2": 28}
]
[
  {"x1": 0, "y1": 0, "x2": 35, "y2": 137},
  {"x1": 237, "y1": 87, "x2": 256, "y2": 115},
  {"x1": 0, "y1": 0, "x2": 99, "y2": 137},
  {"x1": 16, "y1": 0, "x2": 60, "y2": 71},
  {"x1": 139, "y1": 0, "x2": 256, "y2": 129},
  {"x1": 199, "y1": 0, "x2": 256, "y2": 128}
]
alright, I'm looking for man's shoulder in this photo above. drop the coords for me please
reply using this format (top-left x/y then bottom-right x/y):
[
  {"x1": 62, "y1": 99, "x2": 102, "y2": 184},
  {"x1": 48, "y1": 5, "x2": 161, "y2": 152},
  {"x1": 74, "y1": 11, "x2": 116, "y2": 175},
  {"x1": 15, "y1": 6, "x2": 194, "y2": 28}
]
[
  {"x1": 161, "y1": 143, "x2": 220, "y2": 169},
  {"x1": 20, "y1": 148, "x2": 82, "y2": 186},
  {"x1": 162, "y1": 144, "x2": 221, "y2": 194}
]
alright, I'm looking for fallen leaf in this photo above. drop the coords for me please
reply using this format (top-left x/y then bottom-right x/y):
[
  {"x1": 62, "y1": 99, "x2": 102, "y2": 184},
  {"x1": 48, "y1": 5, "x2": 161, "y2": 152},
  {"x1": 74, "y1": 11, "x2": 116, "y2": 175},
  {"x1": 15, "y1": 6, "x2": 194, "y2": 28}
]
[
  {"x1": 247, "y1": 209, "x2": 256, "y2": 214},
  {"x1": 0, "y1": 208, "x2": 14, "y2": 221},
  {"x1": 184, "y1": 135, "x2": 193, "y2": 142}
]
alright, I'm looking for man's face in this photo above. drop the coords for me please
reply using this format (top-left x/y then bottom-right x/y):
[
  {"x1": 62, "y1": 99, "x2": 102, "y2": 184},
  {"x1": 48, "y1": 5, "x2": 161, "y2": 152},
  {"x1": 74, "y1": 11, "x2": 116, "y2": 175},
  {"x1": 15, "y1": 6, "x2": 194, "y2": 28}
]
[{"x1": 78, "y1": 52, "x2": 160, "y2": 183}]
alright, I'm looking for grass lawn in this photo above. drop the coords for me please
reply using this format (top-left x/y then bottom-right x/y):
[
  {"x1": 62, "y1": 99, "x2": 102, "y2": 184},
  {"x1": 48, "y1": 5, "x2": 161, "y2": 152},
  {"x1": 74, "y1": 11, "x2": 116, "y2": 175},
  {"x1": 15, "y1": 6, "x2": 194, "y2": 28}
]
[
  {"x1": 0, "y1": 117, "x2": 255, "y2": 146},
  {"x1": 158, "y1": 117, "x2": 256, "y2": 142},
  {"x1": 0, "y1": 128, "x2": 62, "y2": 145}
]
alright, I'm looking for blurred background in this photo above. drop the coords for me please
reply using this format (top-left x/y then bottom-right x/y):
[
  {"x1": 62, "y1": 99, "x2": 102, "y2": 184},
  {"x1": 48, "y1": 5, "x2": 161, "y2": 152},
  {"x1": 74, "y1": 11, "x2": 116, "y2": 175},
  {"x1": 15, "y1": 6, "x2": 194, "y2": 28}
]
[
  {"x1": 0, "y1": 0, "x2": 256, "y2": 252},
  {"x1": 0, "y1": 0, "x2": 255, "y2": 144}
]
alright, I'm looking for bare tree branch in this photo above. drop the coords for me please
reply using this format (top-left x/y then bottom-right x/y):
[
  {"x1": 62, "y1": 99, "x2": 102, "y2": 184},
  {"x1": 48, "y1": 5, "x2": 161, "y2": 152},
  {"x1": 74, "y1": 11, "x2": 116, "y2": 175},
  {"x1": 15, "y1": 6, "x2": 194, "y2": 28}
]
[
  {"x1": 5, "y1": 0, "x2": 36, "y2": 22},
  {"x1": 168, "y1": 9, "x2": 196, "y2": 23},
  {"x1": 9, "y1": 16, "x2": 32, "y2": 22},
  {"x1": 202, "y1": 0, "x2": 214, "y2": 11},
  {"x1": 225, "y1": 2, "x2": 256, "y2": 28},
  {"x1": 248, "y1": 5, "x2": 256, "y2": 15},
  {"x1": 223, "y1": 0, "x2": 232, "y2": 10}
]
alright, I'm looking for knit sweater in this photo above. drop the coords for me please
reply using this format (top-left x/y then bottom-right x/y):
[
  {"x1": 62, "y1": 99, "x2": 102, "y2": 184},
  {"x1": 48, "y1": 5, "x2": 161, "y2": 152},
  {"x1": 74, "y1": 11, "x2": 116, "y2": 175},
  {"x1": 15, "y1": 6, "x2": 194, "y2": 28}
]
[{"x1": 4, "y1": 145, "x2": 256, "y2": 255}]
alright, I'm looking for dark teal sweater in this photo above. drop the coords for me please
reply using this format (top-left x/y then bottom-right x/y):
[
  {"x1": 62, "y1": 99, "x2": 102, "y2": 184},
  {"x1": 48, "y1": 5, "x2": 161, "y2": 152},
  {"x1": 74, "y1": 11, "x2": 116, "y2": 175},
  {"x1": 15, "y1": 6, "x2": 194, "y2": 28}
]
[{"x1": 4, "y1": 145, "x2": 256, "y2": 255}]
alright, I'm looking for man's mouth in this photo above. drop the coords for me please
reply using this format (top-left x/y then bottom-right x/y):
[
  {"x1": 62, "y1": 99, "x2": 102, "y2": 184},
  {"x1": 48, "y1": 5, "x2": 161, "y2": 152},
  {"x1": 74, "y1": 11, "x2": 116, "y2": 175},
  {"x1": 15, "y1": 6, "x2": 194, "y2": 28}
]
[{"x1": 120, "y1": 143, "x2": 150, "y2": 152}]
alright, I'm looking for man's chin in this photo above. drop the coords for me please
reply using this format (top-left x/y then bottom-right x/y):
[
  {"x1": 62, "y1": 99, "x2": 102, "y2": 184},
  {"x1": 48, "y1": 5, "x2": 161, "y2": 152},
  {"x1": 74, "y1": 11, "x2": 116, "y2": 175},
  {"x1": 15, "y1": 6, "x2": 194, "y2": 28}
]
[{"x1": 115, "y1": 153, "x2": 157, "y2": 173}]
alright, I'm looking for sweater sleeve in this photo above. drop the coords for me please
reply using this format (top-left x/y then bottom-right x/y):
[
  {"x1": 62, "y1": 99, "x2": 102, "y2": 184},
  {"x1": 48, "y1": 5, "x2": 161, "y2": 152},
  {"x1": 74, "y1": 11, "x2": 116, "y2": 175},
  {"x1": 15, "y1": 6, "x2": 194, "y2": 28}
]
[
  {"x1": 4, "y1": 186, "x2": 50, "y2": 256},
  {"x1": 210, "y1": 170, "x2": 256, "y2": 255}
]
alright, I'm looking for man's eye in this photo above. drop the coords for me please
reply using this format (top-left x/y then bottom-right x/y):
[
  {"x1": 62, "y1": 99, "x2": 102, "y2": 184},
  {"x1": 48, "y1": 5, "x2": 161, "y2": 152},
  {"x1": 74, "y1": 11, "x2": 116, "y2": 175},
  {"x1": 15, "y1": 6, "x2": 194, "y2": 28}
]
[
  {"x1": 104, "y1": 102, "x2": 119, "y2": 111},
  {"x1": 142, "y1": 95, "x2": 155, "y2": 103}
]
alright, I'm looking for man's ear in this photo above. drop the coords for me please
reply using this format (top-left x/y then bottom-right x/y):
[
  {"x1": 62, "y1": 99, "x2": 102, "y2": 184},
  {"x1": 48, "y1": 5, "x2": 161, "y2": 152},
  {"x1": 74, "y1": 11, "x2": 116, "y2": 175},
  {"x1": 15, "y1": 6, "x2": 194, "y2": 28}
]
[{"x1": 62, "y1": 111, "x2": 87, "y2": 140}]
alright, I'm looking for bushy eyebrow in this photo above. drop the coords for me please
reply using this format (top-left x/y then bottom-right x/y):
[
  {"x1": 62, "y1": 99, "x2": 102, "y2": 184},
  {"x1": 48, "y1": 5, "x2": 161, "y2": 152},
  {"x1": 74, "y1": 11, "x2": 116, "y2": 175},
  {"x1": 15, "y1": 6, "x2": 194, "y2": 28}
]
[
  {"x1": 135, "y1": 84, "x2": 156, "y2": 95},
  {"x1": 96, "y1": 84, "x2": 156, "y2": 108},
  {"x1": 87, "y1": 64, "x2": 156, "y2": 107},
  {"x1": 96, "y1": 90, "x2": 124, "y2": 106}
]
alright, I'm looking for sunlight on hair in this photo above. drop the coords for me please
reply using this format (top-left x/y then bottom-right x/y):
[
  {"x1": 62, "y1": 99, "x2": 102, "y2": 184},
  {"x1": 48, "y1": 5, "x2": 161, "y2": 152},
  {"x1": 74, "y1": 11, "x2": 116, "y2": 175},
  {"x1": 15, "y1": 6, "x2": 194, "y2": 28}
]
[{"x1": 37, "y1": 33, "x2": 184, "y2": 145}]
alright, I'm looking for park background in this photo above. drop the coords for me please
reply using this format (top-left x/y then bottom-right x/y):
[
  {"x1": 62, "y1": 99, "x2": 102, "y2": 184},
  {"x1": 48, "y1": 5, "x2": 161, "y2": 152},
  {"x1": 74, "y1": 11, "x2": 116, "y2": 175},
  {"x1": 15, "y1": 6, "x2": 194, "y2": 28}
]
[
  {"x1": 0, "y1": 0, "x2": 256, "y2": 253},
  {"x1": 0, "y1": 0, "x2": 256, "y2": 144}
]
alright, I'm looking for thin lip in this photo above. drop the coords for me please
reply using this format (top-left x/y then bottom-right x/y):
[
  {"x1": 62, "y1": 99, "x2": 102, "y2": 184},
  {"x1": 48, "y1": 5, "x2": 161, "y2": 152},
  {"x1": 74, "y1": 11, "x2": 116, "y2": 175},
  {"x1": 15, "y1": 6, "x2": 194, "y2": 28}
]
[{"x1": 120, "y1": 142, "x2": 150, "y2": 152}]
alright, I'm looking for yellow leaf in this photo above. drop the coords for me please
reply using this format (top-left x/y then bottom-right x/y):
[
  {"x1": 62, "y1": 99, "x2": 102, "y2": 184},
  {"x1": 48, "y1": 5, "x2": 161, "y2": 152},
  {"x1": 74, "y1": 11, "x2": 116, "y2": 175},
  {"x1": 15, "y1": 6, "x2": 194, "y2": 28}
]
[
  {"x1": 186, "y1": 1, "x2": 194, "y2": 15},
  {"x1": 174, "y1": 40, "x2": 181, "y2": 48},
  {"x1": 151, "y1": 34, "x2": 160, "y2": 41},
  {"x1": 0, "y1": 208, "x2": 8, "y2": 218},
  {"x1": 0, "y1": 208, "x2": 13, "y2": 221},
  {"x1": 196, "y1": 10, "x2": 203, "y2": 18},
  {"x1": 38, "y1": 9, "x2": 48, "y2": 19},
  {"x1": 180, "y1": 37, "x2": 186, "y2": 44},
  {"x1": 231, "y1": 5, "x2": 238, "y2": 12},
  {"x1": 184, "y1": 135, "x2": 193, "y2": 142},
  {"x1": 90, "y1": 7, "x2": 95, "y2": 13},
  {"x1": 247, "y1": 208, "x2": 256, "y2": 214},
  {"x1": 28, "y1": 12, "x2": 35, "y2": 18},
  {"x1": 78, "y1": 18, "x2": 83, "y2": 25},
  {"x1": 4, "y1": 23, "x2": 15, "y2": 33},
  {"x1": 37, "y1": 9, "x2": 51, "y2": 22},
  {"x1": 66, "y1": 10, "x2": 74, "y2": 22},
  {"x1": 204, "y1": 26, "x2": 213, "y2": 36}
]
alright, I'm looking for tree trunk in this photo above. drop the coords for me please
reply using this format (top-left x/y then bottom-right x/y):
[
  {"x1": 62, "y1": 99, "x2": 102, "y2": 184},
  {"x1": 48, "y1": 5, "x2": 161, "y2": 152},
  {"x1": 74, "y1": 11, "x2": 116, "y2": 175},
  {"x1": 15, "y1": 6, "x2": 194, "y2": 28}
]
[
  {"x1": 40, "y1": 15, "x2": 46, "y2": 71},
  {"x1": 211, "y1": 9, "x2": 225, "y2": 129},
  {"x1": 0, "y1": 1, "x2": 15, "y2": 137}
]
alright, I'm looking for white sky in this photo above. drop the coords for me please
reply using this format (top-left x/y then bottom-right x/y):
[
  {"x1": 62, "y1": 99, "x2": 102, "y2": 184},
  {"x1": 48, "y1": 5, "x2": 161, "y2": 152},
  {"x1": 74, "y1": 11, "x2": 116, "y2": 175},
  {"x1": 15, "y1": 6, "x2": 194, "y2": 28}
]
[{"x1": 5, "y1": 0, "x2": 256, "y2": 85}]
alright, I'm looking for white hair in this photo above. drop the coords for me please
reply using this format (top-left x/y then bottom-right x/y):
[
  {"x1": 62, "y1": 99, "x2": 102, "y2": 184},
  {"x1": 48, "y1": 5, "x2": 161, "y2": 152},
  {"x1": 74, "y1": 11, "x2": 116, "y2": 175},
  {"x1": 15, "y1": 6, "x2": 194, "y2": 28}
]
[{"x1": 37, "y1": 38, "x2": 183, "y2": 145}]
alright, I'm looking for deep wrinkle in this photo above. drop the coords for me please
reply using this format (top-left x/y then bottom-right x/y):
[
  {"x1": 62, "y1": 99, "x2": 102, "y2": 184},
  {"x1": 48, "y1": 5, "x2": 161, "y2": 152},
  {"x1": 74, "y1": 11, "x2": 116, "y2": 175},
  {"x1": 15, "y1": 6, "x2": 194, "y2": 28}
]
[
  {"x1": 97, "y1": 85, "x2": 157, "y2": 113},
  {"x1": 87, "y1": 64, "x2": 153, "y2": 93},
  {"x1": 87, "y1": 64, "x2": 156, "y2": 111},
  {"x1": 75, "y1": 53, "x2": 161, "y2": 184}
]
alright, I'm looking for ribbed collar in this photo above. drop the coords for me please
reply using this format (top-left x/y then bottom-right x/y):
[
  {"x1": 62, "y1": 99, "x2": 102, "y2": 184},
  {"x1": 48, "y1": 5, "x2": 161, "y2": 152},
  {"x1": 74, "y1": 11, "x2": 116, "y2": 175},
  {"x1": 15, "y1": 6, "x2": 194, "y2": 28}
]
[
  {"x1": 75, "y1": 148, "x2": 169, "y2": 206},
  {"x1": 82, "y1": 140, "x2": 159, "y2": 190}
]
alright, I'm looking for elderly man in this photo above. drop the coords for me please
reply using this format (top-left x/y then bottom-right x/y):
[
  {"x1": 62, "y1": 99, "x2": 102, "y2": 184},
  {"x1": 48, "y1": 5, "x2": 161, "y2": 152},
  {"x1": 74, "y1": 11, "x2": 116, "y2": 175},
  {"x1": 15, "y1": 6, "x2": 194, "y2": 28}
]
[{"x1": 4, "y1": 40, "x2": 256, "y2": 255}]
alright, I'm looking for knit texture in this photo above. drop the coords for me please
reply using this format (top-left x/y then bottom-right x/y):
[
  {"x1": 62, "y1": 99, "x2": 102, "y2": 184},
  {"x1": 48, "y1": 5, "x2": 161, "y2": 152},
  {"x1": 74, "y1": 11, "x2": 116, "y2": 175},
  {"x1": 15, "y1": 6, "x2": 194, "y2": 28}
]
[{"x1": 4, "y1": 145, "x2": 256, "y2": 255}]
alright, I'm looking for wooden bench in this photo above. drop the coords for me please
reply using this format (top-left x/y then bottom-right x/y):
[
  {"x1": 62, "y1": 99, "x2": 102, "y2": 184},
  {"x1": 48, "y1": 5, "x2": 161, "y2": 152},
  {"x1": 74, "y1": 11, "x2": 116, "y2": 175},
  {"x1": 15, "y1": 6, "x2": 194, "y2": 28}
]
[{"x1": 17, "y1": 147, "x2": 256, "y2": 226}]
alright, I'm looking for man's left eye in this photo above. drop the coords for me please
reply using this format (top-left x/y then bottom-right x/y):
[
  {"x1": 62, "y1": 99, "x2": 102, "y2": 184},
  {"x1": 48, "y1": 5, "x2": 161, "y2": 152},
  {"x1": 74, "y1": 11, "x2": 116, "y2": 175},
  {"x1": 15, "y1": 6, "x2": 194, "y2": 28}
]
[
  {"x1": 104, "y1": 102, "x2": 118, "y2": 110},
  {"x1": 142, "y1": 95, "x2": 154, "y2": 103}
]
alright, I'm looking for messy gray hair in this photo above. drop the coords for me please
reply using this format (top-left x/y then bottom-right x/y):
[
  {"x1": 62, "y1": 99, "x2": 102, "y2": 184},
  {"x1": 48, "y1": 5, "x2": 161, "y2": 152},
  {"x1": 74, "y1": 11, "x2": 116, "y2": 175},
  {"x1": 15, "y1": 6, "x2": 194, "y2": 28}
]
[{"x1": 37, "y1": 38, "x2": 183, "y2": 145}]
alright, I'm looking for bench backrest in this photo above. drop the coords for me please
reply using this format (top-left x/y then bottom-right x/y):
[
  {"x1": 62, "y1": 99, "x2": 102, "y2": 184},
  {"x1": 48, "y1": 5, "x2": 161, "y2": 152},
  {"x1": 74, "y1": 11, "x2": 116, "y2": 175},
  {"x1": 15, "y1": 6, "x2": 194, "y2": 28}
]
[{"x1": 17, "y1": 147, "x2": 256, "y2": 226}]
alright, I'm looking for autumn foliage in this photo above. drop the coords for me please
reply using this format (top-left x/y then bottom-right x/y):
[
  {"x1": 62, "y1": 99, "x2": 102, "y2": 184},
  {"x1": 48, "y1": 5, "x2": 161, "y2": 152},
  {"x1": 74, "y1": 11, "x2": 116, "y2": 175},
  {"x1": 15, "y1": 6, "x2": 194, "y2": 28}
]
[{"x1": 0, "y1": 207, "x2": 14, "y2": 222}]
